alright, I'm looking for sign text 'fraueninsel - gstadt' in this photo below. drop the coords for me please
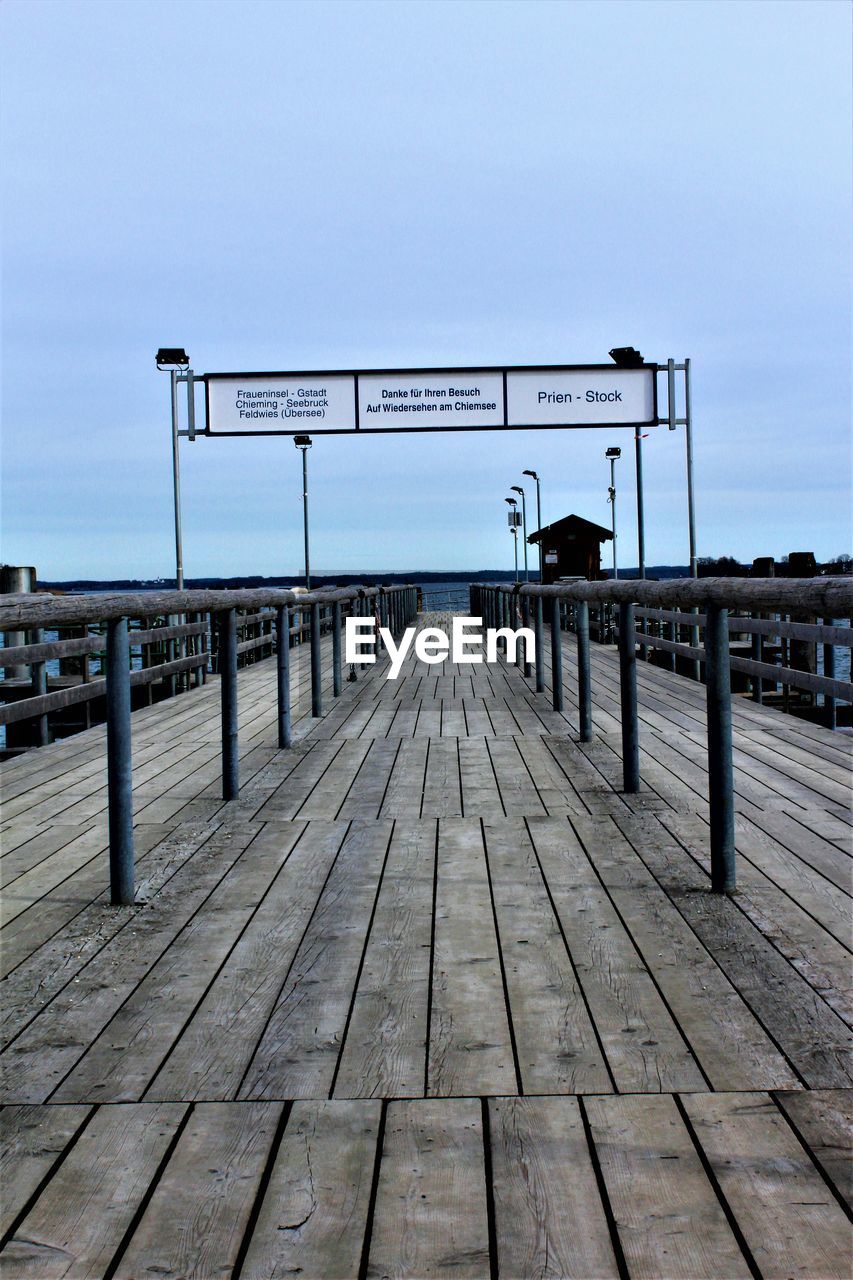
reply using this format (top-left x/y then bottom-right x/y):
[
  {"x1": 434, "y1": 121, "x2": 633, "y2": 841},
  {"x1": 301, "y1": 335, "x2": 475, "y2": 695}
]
[{"x1": 204, "y1": 364, "x2": 657, "y2": 435}]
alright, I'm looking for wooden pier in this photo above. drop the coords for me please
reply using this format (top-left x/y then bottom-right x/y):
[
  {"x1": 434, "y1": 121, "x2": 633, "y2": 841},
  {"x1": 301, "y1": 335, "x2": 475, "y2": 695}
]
[{"x1": 1, "y1": 600, "x2": 851, "y2": 1278}]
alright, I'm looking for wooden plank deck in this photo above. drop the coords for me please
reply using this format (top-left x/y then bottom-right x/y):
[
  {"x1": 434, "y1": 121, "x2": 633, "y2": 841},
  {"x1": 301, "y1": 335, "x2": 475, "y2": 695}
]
[{"x1": 1, "y1": 619, "x2": 851, "y2": 1277}]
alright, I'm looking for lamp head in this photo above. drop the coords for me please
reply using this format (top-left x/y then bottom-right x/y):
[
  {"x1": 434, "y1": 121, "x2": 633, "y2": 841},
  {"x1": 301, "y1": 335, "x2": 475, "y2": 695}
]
[
  {"x1": 156, "y1": 348, "x2": 189, "y2": 369},
  {"x1": 522, "y1": 469, "x2": 538, "y2": 480},
  {"x1": 504, "y1": 496, "x2": 517, "y2": 506},
  {"x1": 605, "y1": 446, "x2": 622, "y2": 459},
  {"x1": 293, "y1": 435, "x2": 312, "y2": 449},
  {"x1": 510, "y1": 485, "x2": 523, "y2": 495},
  {"x1": 608, "y1": 346, "x2": 644, "y2": 367}
]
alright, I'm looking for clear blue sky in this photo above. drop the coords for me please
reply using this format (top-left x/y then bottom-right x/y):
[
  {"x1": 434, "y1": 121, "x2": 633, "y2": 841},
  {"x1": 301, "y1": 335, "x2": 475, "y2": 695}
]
[{"x1": 2, "y1": 0, "x2": 850, "y2": 579}]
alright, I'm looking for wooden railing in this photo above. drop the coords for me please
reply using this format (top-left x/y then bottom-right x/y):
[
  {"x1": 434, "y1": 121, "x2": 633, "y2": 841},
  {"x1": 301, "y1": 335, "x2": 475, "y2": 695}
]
[
  {"x1": 470, "y1": 577, "x2": 853, "y2": 897},
  {"x1": 0, "y1": 584, "x2": 419, "y2": 905}
]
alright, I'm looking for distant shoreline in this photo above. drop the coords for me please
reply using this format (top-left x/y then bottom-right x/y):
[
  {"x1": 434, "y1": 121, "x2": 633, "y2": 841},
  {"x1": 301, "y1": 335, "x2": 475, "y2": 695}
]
[{"x1": 39, "y1": 566, "x2": 694, "y2": 591}]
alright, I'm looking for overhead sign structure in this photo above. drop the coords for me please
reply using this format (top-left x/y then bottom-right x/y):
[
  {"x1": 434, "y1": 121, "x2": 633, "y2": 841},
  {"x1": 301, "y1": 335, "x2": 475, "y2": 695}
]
[{"x1": 204, "y1": 364, "x2": 657, "y2": 436}]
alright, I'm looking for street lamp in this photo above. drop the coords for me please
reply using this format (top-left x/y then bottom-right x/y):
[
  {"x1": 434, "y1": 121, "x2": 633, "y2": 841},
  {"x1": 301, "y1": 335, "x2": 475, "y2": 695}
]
[
  {"x1": 606, "y1": 447, "x2": 621, "y2": 580},
  {"x1": 294, "y1": 435, "x2": 312, "y2": 589},
  {"x1": 609, "y1": 346, "x2": 646, "y2": 578},
  {"x1": 510, "y1": 486, "x2": 528, "y2": 580},
  {"x1": 156, "y1": 348, "x2": 190, "y2": 589},
  {"x1": 505, "y1": 497, "x2": 519, "y2": 581},
  {"x1": 522, "y1": 469, "x2": 542, "y2": 581}
]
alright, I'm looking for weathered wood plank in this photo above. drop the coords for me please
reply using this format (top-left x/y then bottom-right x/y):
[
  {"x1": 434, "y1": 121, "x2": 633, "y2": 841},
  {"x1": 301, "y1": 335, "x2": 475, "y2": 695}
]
[
  {"x1": 683, "y1": 1091, "x2": 852, "y2": 1279},
  {"x1": 0, "y1": 1104, "x2": 92, "y2": 1238},
  {"x1": 113, "y1": 1101, "x2": 283, "y2": 1279},
  {"x1": 366, "y1": 1097, "x2": 490, "y2": 1279},
  {"x1": 490, "y1": 1096, "x2": 619, "y2": 1278},
  {"x1": 585, "y1": 1093, "x2": 751, "y2": 1279},
  {"x1": 0, "y1": 1102, "x2": 186, "y2": 1277},
  {"x1": 774, "y1": 1088, "x2": 852, "y2": 1208},
  {"x1": 428, "y1": 818, "x2": 516, "y2": 1096},
  {"x1": 241, "y1": 1099, "x2": 380, "y2": 1280}
]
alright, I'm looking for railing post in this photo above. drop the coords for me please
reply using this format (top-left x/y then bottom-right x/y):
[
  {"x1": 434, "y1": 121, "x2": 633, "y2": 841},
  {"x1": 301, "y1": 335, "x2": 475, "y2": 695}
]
[
  {"x1": 332, "y1": 601, "x2": 342, "y2": 697},
  {"x1": 276, "y1": 605, "x2": 291, "y2": 748},
  {"x1": 534, "y1": 596, "x2": 545, "y2": 693},
  {"x1": 618, "y1": 601, "x2": 640, "y2": 793},
  {"x1": 311, "y1": 601, "x2": 322, "y2": 717},
  {"x1": 705, "y1": 603, "x2": 736, "y2": 892},
  {"x1": 521, "y1": 595, "x2": 532, "y2": 678},
  {"x1": 823, "y1": 621, "x2": 836, "y2": 730},
  {"x1": 750, "y1": 617, "x2": 763, "y2": 703},
  {"x1": 32, "y1": 627, "x2": 48, "y2": 747},
  {"x1": 576, "y1": 600, "x2": 592, "y2": 742},
  {"x1": 666, "y1": 619, "x2": 677, "y2": 673},
  {"x1": 218, "y1": 608, "x2": 239, "y2": 800},
  {"x1": 106, "y1": 616, "x2": 134, "y2": 904},
  {"x1": 550, "y1": 597, "x2": 563, "y2": 711}
]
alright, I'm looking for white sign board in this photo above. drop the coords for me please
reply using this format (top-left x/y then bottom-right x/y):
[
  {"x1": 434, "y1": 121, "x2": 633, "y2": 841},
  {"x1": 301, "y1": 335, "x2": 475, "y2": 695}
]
[
  {"x1": 506, "y1": 368, "x2": 655, "y2": 426},
  {"x1": 207, "y1": 375, "x2": 356, "y2": 433},
  {"x1": 204, "y1": 365, "x2": 657, "y2": 434},
  {"x1": 358, "y1": 372, "x2": 504, "y2": 428}
]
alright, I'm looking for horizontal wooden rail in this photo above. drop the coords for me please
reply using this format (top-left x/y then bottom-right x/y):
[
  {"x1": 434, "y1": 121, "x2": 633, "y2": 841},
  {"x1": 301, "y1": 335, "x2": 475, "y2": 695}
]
[
  {"x1": 0, "y1": 585, "x2": 419, "y2": 904},
  {"x1": 471, "y1": 578, "x2": 853, "y2": 898}
]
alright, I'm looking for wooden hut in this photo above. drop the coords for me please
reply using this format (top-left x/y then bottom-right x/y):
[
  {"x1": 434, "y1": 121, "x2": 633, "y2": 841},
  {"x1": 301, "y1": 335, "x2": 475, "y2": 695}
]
[{"x1": 528, "y1": 514, "x2": 613, "y2": 583}]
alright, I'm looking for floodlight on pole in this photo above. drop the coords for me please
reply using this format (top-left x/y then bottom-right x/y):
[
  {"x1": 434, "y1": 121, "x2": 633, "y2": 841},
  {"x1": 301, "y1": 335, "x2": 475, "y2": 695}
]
[
  {"x1": 605, "y1": 446, "x2": 621, "y2": 580},
  {"x1": 156, "y1": 347, "x2": 190, "y2": 589},
  {"x1": 609, "y1": 347, "x2": 647, "y2": 577},
  {"x1": 510, "y1": 485, "x2": 529, "y2": 580},
  {"x1": 505, "y1": 497, "x2": 519, "y2": 581},
  {"x1": 294, "y1": 436, "x2": 313, "y2": 589},
  {"x1": 522, "y1": 469, "x2": 542, "y2": 581}
]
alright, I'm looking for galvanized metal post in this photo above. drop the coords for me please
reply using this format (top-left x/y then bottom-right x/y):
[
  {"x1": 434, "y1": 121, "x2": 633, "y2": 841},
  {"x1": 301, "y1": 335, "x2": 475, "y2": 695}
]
[
  {"x1": 332, "y1": 601, "x2": 342, "y2": 697},
  {"x1": 534, "y1": 596, "x2": 545, "y2": 693},
  {"x1": 218, "y1": 609, "x2": 239, "y2": 800},
  {"x1": 311, "y1": 601, "x2": 322, "y2": 717},
  {"x1": 685, "y1": 357, "x2": 698, "y2": 578},
  {"x1": 576, "y1": 600, "x2": 592, "y2": 742},
  {"x1": 170, "y1": 368, "x2": 184, "y2": 590},
  {"x1": 106, "y1": 617, "x2": 134, "y2": 903},
  {"x1": 751, "y1": 627, "x2": 763, "y2": 704},
  {"x1": 32, "y1": 627, "x2": 48, "y2": 747},
  {"x1": 634, "y1": 424, "x2": 646, "y2": 580},
  {"x1": 550, "y1": 597, "x2": 563, "y2": 712},
  {"x1": 824, "y1": 622, "x2": 836, "y2": 730},
  {"x1": 276, "y1": 605, "x2": 291, "y2": 748},
  {"x1": 618, "y1": 602, "x2": 640, "y2": 793},
  {"x1": 705, "y1": 604, "x2": 736, "y2": 892}
]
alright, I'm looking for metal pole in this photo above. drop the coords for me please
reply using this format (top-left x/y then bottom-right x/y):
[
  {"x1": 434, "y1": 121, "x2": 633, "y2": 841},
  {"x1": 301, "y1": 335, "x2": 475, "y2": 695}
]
[
  {"x1": 685, "y1": 357, "x2": 697, "y2": 577},
  {"x1": 521, "y1": 595, "x2": 532, "y2": 678},
  {"x1": 536, "y1": 478, "x2": 542, "y2": 580},
  {"x1": 609, "y1": 456, "x2": 618, "y2": 580},
  {"x1": 576, "y1": 600, "x2": 592, "y2": 742},
  {"x1": 521, "y1": 492, "x2": 529, "y2": 580},
  {"x1": 824, "y1": 623, "x2": 836, "y2": 730},
  {"x1": 219, "y1": 609, "x2": 239, "y2": 800},
  {"x1": 332, "y1": 601, "x2": 342, "y2": 697},
  {"x1": 301, "y1": 446, "x2": 311, "y2": 589},
  {"x1": 634, "y1": 425, "x2": 646, "y2": 579},
  {"x1": 534, "y1": 596, "x2": 545, "y2": 693},
  {"x1": 106, "y1": 617, "x2": 134, "y2": 903},
  {"x1": 276, "y1": 605, "x2": 291, "y2": 747},
  {"x1": 170, "y1": 369, "x2": 184, "y2": 590},
  {"x1": 512, "y1": 527, "x2": 518, "y2": 581},
  {"x1": 705, "y1": 604, "x2": 736, "y2": 892},
  {"x1": 550, "y1": 597, "x2": 563, "y2": 712},
  {"x1": 311, "y1": 601, "x2": 322, "y2": 716},
  {"x1": 618, "y1": 601, "x2": 640, "y2": 793}
]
